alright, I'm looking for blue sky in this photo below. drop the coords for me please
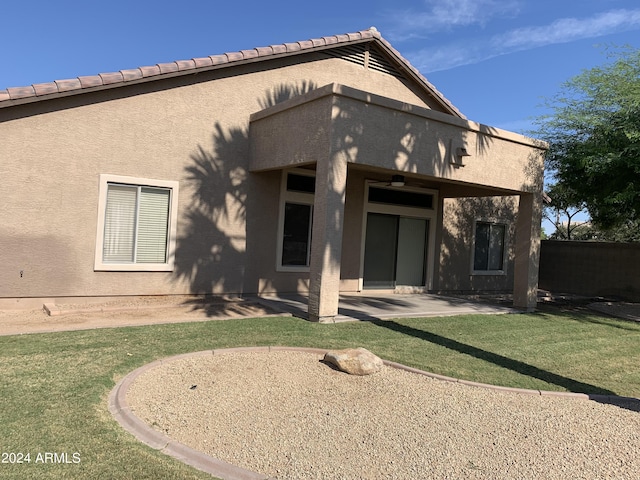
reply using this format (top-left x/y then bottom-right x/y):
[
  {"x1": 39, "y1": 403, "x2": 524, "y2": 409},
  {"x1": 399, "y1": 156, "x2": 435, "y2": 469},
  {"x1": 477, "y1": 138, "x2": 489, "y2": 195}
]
[{"x1": 2, "y1": 0, "x2": 639, "y2": 134}]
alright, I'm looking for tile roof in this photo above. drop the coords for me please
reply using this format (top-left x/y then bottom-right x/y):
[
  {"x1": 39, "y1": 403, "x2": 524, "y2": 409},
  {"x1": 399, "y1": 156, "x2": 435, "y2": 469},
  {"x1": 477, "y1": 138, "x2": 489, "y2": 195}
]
[{"x1": 0, "y1": 28, "x2": 464, "y2": 118}]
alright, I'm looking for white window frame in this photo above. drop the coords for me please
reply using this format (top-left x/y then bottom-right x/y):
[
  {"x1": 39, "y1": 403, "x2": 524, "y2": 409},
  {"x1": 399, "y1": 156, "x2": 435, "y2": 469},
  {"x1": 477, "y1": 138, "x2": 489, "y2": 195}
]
[
  {"x1": 471, "y1": 220, "x2": 508, "y2": 276},
  {"x1": 276, "y1": 169, "x2": 315, "y2": 272},
  {"x1": 94, "y1": 174, "x2": 179, "y2": 272}
]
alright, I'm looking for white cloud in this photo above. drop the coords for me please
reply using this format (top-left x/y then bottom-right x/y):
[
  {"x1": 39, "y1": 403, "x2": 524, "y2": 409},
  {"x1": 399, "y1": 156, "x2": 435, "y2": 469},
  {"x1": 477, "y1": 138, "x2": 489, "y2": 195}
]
[
  {"x1": 386, "y1": 0, "x2": 522, "y2": 40},
  {"x1": 408, "y1": 8, "x2": 640, "y2": 72},
  {"x1": 494, "y1": 9, "x2": 640, "y2": 50},
  {"x1": 409, "y1": 42, "x2": 489, "y2": 73}
]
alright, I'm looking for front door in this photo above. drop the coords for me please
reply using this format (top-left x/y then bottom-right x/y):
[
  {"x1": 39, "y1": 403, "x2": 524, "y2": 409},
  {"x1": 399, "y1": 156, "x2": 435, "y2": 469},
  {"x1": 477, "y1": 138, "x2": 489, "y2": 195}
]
[{"x1": 363, "y1": 213, "x2": 428, "y2": 289}]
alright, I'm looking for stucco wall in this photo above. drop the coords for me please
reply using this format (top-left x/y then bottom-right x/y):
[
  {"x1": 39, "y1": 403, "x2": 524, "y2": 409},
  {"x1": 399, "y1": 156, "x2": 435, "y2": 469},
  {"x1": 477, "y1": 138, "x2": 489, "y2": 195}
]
[
  {"x1": 331, "y1": 93, "x2": 543, "y2": 194},
  {"x1": 437, "y1": 196, "x2": 519, "y2": 293},
  {"x1": 250, "y1": 84, "x2": 545, "y2": 195},
  {"x1": 539, "y1": 240, "x2": 640, "y2": 301},
  {"x1": 1, "y1": 53, "x2": 440, "y2": 304}
]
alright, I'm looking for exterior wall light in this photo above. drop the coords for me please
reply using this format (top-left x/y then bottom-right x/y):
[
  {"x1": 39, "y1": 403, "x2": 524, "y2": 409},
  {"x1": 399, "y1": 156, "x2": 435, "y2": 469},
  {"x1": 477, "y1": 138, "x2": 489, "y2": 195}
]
[
  {"x1": 391, "y1": 174, "x2": 405, "y2": 187},
  {"x1": 452, "y1": 146, "x2": 471, "y2": 167}
]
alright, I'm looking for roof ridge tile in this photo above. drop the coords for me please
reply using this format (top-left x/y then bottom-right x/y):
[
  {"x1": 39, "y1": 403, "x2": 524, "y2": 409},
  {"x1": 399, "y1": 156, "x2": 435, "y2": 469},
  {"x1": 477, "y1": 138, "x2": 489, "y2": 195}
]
[
  {"x1": 157, "y1": 62, "x2": 179, "y2": 74},
  {"x1": 193, "y1": 57, "x2": 213, "y2": 68},
  {"x1": 255, "y1": 46, "x2": 274, "y2": 56},
  {"x1": 240, "y1": 49, "x2": 259, "y2": 60},
  {"x1": 7, "y1": 86, "x2": 36, "y2": 99},
  {"x1": 297, "y1": 39, "x2": 314, "y2": 49},
  {"x1": 322, "y1": 35, "x2": 339, "y2": 45},
  {"x1": 225, "y1": 51, "x2": 244, "y2": 62},
  {"x1": 78, "y1": 75, "x2": 103, "y2": 88},
  {"x1": 209, "y1": 54, "x2": 229, "y2": 65},
  {"x1": 121, "y1": 69, "x2": 143, "y2": 82},
  {"x1": 55, "y1": 78, "x2": 81, "y2": 92},
  {"x1": 284, "y1": 42, "x2": 301, "y2": 52},
  {"x1": 33, "y1": 82, "x2": 58, "y2": 96},
  {"x1": 176, "y1": 59, "x2": 196, "y2": 71},
  {"x1": 139, "y1": 65, "x2": 161, "y2": 77},
  {"x1": 100, "y1": 72, "x2": 125, "y2": 85}
]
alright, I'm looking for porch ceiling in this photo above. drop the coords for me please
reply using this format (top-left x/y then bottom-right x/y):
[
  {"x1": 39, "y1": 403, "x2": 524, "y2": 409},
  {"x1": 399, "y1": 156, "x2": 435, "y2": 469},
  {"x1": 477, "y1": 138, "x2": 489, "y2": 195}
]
[{"x1": 249, "y1": 83, "x2": 546, "y2": 194}]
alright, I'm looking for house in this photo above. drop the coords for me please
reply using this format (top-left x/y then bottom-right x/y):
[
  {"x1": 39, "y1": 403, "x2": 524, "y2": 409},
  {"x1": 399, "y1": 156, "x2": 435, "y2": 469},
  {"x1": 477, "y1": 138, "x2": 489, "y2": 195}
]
[{"x1": 0, "y1": 28, "x2": 545, "y2": 321}]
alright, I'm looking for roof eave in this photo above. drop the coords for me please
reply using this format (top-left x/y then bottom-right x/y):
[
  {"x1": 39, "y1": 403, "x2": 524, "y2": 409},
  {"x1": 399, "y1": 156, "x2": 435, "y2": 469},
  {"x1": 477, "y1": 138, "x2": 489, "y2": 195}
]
[{"x1": 0, "y1": 29, "x2": 463, "y2": 118}]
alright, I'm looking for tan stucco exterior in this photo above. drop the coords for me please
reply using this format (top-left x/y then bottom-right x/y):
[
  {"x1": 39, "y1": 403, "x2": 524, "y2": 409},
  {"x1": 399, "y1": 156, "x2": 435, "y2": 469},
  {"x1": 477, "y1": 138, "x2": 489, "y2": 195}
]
[{"x1": 0, "y1": 33, "x2": 545, "y2": 315}]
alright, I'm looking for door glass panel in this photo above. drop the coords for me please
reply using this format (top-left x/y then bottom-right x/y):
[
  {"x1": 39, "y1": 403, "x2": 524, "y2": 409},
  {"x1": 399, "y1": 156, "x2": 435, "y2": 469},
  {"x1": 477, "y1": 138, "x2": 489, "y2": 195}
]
[
  {"x1": 396, "y1": 218, "x2": 427, "y2": 286},
  {"x1": 363, "y1": 213, "x2": 398, "y2": 288}
]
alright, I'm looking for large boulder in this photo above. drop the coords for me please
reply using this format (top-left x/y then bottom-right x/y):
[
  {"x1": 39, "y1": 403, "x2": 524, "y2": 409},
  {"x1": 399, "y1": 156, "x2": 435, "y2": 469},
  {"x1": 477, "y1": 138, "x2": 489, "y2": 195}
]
[{"x1": 323, "y1": 347, "x2": 383, "y2": 375}]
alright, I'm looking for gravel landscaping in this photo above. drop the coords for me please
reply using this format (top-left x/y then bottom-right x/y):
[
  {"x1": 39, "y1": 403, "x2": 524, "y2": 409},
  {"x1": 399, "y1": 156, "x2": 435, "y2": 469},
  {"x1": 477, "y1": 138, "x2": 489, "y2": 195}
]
[{"x1": 126, "y1": 350, "x2": 640, "y2": 480}]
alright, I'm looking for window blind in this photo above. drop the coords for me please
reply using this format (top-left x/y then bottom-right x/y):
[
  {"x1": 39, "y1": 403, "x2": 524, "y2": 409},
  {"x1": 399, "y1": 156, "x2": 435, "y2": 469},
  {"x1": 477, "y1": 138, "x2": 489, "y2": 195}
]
[
  {"x1": 136, "y1": 187, "x2": 170, "y2": 263},
  {"x1": 103, "y1": 185, "x2": 137, "y2": 263},
  {"x1": 102, "y1": 184, "x2": 170, "y2": 264}
]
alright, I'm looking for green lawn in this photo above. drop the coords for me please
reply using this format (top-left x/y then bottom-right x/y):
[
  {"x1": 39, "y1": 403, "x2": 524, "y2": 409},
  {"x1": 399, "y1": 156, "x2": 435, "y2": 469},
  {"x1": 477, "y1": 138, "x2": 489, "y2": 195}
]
[{"x1": 1, "y1": 308, "x2": 638, "y2": 479}]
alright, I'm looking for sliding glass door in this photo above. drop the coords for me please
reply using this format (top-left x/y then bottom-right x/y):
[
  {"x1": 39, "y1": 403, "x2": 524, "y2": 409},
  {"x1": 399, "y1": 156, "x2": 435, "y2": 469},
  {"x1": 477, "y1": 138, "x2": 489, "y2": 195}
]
[{"x1": 363, "y1": 213, "x2": 428, "y2": 289}]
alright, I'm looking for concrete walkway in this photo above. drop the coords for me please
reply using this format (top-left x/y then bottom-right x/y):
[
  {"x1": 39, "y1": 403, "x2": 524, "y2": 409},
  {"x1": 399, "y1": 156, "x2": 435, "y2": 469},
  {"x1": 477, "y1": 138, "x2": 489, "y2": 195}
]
[
  {"x1": 254, "y1": 292, "x2": 516, "y2": 322},
  {"x1": 0, "y1": 293, "x2": 513, "y2": 337}
]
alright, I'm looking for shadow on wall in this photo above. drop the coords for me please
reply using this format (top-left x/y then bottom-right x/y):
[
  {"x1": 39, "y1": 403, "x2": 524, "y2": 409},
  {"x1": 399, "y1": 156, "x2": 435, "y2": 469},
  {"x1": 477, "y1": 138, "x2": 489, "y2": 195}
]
[
  {"x1": 172, "y1": 82, "x2": 318, "y2": 297},
  {"x1": 172, "y1": 125, "x2": 248, "y2": 295},
  {"x1": 304, "y1": 90, "x2": 494, "y2": 276},
  {"x1": 438, "y1": 196, "x2": 519, "y2": 293},
  {"x1": 437, "y1": 142, "x2": 545, "y2": 295},
  {"x1": 330, "y1": 94, "x2": 489, "y2": 177},
  {"x1": 172, "y1": 78, "x2": 544, "y2": 305}
]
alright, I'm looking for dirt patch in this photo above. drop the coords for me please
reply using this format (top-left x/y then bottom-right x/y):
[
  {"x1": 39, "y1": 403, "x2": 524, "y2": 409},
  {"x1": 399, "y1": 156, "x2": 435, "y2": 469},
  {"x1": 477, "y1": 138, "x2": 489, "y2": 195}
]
[{"x1": 125, "y1": 349, "x2": 640, "y2": 480}]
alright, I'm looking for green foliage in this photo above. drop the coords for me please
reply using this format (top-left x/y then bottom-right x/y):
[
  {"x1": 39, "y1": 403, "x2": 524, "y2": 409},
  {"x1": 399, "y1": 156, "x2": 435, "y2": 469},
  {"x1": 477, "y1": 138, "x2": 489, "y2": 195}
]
[
  {"x1": 535, "y1": 46, "x2": 640, "y2": 240},
  {"x1": 540, "y1": 227, "x2": 548, "y2": 240}
]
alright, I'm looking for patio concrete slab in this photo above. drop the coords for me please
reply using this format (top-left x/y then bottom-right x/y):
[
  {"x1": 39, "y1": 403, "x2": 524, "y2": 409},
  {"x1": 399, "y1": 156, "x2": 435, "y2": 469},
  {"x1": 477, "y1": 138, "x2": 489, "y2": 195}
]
[{"x1": 254, "y1": 293, "x2": 516, "y2": 322}]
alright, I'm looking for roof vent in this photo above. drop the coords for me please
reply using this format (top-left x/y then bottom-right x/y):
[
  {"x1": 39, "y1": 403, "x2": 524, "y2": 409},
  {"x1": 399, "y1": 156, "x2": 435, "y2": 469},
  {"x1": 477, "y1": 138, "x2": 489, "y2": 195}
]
[
  {"x1": 322, "y1": 44, "x2": 403, "y2": 78},
  {"x1": 368, "y1": 46, "x2": 403, "y2": 78}
]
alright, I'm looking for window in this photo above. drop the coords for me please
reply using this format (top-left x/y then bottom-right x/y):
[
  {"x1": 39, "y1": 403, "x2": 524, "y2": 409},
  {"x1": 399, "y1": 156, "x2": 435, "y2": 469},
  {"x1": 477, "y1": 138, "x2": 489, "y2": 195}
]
[
  {"x1": 95, "y1": 175, "x2": 179, "y2": 271},
  {"x1": 368, "y1": 187, "x2": 433, "y2": 209},
  {"x1": 473, "y1": 222, "x2": 506, "y2": 273},
  {"x1": 282, "y1": 203, "x2": 313, "y2": 266},
  {"x1": 278, "y1": 171, "x2": 315, "y2": 270}
]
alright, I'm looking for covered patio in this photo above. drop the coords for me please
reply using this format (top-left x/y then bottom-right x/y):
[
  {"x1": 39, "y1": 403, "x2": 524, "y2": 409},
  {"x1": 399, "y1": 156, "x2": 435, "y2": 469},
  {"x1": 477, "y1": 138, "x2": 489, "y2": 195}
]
[{"x1": 250, "y1": 83, "x2": 545, "y2": 322}]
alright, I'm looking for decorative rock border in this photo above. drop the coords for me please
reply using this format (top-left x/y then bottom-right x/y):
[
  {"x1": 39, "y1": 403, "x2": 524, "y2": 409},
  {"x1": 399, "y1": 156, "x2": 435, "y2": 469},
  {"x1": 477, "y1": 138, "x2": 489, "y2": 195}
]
[{"x1": 108, "y1": 346, "x2": 640, "y2": 480}]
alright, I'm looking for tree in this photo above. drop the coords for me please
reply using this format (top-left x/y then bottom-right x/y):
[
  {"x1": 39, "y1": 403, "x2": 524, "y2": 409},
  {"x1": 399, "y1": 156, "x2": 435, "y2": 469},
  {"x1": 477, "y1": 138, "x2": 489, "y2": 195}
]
[
  {"x1": 534, "y1": 47, "x2": 640, "y2": 241},
  {"x1": 543, "y1": 182, "x2": 591, "y2": 240}
]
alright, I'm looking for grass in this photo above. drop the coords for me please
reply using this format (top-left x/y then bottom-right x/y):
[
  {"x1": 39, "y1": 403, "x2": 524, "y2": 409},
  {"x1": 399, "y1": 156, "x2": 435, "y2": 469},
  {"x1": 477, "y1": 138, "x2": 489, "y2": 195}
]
[{"x1": 0, "y1": 307, "x2": 639, "y2": 479}]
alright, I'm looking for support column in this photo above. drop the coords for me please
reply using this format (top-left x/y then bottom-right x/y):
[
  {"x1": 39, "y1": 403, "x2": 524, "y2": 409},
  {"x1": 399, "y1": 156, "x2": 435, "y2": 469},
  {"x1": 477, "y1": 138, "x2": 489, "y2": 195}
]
[
  {"x1": 307, "y1": 155, "x2": 348, "y2": 323},
  {"x1": 513, "y1": 192, "x2": 542, "y2": 310}
]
